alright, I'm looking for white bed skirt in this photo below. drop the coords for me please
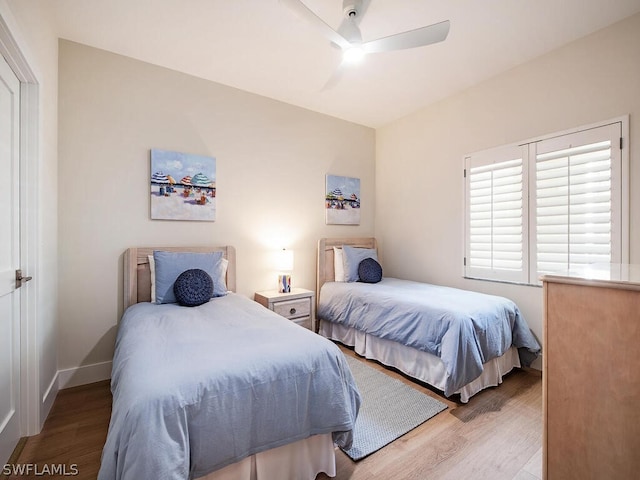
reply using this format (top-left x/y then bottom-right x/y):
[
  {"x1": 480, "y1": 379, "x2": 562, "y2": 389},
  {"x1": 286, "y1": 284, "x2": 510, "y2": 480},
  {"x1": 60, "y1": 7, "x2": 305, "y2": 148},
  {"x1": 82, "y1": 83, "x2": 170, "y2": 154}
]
[
  {"x1": 198, "y1": 433, "x2": 336, "y2": 480},
  {"x1": 320, "y1": 321, "x2": 520, "y2": 403}
]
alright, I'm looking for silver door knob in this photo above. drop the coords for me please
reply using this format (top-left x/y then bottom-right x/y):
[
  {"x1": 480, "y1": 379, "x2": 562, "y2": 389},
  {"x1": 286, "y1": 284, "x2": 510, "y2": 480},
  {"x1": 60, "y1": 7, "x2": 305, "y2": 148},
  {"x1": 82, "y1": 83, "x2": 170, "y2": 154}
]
[{"x1": 15, "y1": 269, "x2": 33, "y2": 288}]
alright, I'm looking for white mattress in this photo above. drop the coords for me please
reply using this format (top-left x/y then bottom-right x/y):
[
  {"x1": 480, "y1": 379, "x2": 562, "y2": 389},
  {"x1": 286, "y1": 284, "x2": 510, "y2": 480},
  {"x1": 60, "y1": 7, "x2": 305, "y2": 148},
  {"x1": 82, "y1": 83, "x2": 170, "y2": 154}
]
[
  {"x1": 320, "y1": 321, "x2": 520, "y2": 403},
  {"x1": 199, "y1": 433, "x2": 335, "y2": 480}
]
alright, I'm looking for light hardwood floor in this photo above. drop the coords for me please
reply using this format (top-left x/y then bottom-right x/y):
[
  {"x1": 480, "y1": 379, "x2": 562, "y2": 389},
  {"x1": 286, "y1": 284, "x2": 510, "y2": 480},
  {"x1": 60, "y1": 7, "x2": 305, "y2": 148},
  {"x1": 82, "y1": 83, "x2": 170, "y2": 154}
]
[{"x1": 5, "y1": 345, "x2": 542, "y2": 480}]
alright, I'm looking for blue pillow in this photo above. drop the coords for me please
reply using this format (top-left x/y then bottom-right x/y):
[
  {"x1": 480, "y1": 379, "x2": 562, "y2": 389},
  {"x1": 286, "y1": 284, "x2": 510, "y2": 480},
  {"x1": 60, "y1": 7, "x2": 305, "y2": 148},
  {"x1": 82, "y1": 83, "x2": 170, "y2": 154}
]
[
  {"x1": 358, "y1": 257, "x2": 383, "y2": 283},
  {"x1": 342, "y1": 245, "x2": 379, "y2": 282},
  {"x1": 153, "y1": 250, "x2": 224, "y2": 304},
  {"x1": 174, "y1": 269, "x2": 213, "y2": 307}
]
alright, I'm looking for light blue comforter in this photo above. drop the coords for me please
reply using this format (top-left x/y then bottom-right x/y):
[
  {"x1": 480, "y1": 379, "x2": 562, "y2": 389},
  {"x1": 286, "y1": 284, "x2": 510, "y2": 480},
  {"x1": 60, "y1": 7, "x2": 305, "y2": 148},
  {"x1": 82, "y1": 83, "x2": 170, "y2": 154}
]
[
  {"x1": 318, "y1": 278, "x2": 540, "y2": 396},
  {"x1": 99, "y1": 294, "x2": 361, "y2": 480}
]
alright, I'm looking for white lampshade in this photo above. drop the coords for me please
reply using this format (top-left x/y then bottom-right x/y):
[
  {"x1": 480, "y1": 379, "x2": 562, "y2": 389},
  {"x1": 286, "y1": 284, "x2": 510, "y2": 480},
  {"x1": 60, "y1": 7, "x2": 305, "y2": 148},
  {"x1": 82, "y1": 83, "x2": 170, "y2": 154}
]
[{"x1": 276, "y1": 248, "x2": 294, "y2": 272}]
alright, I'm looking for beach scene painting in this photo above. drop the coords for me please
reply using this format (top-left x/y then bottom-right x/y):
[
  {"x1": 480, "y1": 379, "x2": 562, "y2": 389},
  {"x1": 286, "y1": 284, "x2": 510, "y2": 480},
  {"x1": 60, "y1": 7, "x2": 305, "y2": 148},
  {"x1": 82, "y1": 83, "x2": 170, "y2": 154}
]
[
  {"x1": 325, "y1": 174, "x2": 360, "y2": 225},
  {"x1": 150, "y1": 149, "x2": 216, "y2": 221}
]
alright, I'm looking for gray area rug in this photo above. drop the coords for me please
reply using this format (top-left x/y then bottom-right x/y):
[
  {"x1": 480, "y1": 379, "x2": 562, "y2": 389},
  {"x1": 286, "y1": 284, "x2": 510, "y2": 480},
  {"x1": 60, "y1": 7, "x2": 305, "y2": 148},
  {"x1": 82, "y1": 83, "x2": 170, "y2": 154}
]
[{"x1": 343, "y1": 354, "x2": 447, "y2": 461}]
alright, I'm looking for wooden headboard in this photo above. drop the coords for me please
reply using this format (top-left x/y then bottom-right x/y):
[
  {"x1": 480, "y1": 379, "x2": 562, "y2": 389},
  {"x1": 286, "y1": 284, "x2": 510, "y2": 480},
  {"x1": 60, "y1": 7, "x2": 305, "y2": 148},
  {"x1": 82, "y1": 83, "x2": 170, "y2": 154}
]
[
  {"x1": 316, "y1": 237, "x2": 378, "y2": 301},
  {"x1": 123, "y1": 246, "x2": 236, "y2": 309}
]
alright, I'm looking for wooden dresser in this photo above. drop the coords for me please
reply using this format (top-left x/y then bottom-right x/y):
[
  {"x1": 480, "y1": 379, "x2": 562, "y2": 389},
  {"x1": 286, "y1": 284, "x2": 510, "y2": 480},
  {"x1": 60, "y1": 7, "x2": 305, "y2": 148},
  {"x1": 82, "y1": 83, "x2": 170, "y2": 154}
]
[{"x1": 542, "y1": 264, "x2": 640, "y2": 479}]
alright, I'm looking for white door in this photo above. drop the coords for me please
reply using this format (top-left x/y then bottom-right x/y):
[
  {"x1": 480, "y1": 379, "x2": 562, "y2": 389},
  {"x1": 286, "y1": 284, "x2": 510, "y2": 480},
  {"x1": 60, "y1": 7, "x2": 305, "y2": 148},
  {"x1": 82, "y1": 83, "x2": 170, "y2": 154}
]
[{"x1": 0, "y1": 52, "x2": 22, "y2": 464}]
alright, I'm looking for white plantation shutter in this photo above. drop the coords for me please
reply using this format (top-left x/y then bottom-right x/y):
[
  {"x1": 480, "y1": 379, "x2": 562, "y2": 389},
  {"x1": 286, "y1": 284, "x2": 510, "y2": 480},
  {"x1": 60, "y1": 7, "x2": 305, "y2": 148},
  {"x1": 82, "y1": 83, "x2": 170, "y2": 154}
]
[
  {"x1": 531, "y1": 124, "x2": 622, "y2": 283},
  {"x1": 465, "y1": 145, "x2": 528, "y2": 283},
  {"x1": 464, "y1": 120, "x2": 625, "y2": 286}
]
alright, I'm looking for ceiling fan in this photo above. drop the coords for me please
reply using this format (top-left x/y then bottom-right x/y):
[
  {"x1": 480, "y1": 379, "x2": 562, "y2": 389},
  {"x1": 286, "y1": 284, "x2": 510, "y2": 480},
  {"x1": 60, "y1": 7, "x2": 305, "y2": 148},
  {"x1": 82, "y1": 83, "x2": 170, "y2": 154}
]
[{"x1": 281, "y1": 0, "x2": 450, "y2": 88}]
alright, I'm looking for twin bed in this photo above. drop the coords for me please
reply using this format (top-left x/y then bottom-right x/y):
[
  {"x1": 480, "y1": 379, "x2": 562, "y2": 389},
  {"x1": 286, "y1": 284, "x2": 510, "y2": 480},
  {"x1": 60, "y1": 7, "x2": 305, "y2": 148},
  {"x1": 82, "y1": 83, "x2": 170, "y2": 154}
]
[
  {"x1": 100, "y1": 240, "x2": 540, "y2": 480},
  {"x1": 316, "y1": 238, "x2": 541, "y2": 403},
  {"x1": 99, "y1": 246, "x2": 361, "y2": 480}
]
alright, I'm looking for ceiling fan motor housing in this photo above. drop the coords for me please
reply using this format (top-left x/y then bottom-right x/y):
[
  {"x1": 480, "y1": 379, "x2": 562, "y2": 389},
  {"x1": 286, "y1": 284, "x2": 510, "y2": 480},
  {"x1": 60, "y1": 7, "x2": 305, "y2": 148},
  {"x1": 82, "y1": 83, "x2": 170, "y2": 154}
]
[{"x1": 342, "y1": 0, "x2": 362, "y2": 18}]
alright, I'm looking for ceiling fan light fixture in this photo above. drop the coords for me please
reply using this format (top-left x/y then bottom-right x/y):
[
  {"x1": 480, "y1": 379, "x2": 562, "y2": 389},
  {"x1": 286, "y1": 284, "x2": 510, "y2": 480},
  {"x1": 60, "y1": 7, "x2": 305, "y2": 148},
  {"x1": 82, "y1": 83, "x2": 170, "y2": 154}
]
[
  {"x1": 281, "y1": 0, "x2": 451, "y2": 88},
  {"x1": 343, "y1": 45, "x2": 365, "y2": 63}
]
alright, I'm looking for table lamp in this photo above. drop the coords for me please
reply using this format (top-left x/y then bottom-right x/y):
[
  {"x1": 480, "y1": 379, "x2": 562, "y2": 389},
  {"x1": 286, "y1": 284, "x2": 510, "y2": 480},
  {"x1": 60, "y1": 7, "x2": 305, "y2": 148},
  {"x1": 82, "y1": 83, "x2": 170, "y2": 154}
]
[{"x1": 276, "y1": 248, "x2": 294, "y2": 293}]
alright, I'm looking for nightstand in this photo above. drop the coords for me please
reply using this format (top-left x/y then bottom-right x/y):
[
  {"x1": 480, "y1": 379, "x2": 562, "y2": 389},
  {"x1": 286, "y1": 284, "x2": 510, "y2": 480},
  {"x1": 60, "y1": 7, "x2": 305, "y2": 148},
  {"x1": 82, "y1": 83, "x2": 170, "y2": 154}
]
[{"x1": 254, "y1": 288, "x2": 316, "y2": 331}]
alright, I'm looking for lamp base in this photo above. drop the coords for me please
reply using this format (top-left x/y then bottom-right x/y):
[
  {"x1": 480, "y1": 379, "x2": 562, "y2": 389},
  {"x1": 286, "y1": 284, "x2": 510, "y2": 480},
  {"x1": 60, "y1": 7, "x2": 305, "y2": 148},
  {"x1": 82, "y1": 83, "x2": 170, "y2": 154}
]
[{"x1": 278, "y1": 274, "x2": 291, "y2": 293}]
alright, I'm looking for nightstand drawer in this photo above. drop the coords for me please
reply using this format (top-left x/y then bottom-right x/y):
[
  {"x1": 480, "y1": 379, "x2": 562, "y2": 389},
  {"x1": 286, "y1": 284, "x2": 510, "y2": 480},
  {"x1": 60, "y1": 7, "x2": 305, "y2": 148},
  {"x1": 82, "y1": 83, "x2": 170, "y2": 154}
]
[
  {"x1": 254, "y1": 288, "x2": 316, "y2": 331},
  {"x1": 273, "y1": 298, "x2": 311, "y2": 320}
]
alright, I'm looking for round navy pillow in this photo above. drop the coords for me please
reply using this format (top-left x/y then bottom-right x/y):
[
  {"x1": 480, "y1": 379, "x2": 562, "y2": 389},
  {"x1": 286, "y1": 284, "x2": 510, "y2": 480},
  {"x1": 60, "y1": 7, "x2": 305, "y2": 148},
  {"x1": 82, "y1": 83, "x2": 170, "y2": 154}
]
[
  {"x1": 358, "y1": 257, "x2": 383, "y2": 283},
  {"x1": 173, "y1": 269, "x2": 214, "y2": 307}
]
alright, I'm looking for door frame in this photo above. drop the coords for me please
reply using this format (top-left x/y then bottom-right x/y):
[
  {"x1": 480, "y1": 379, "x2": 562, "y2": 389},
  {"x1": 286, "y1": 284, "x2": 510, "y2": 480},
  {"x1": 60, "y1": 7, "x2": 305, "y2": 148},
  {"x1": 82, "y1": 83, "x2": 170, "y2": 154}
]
[{"x1": 0, "y1": 6, "x2": 42, "y2": 436}]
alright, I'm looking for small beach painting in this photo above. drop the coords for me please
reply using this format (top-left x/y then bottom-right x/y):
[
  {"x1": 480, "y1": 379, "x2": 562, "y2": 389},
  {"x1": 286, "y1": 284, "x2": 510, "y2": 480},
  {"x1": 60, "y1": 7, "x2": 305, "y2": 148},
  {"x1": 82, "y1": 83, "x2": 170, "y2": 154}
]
[
  {"x1": 150, "y1": 149, "x2": 216, "y2": 221},
  {"x1": 325, "y1": 174, "x2": 360, "y2": 225}
]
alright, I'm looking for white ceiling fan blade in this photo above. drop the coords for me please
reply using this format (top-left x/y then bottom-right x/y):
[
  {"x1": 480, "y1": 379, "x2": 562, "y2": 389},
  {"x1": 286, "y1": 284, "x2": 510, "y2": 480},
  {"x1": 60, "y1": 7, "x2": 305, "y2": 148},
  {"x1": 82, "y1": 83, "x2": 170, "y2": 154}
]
[
  {"x1": 363, "y1": 20, "x2": 450, "y2": 54},
  {"x1": 280, "y1": 0, "x2": 351, "y2": 49},
  {"x1": 320, "y1": 64, "x2": 346, "y2": 92}
]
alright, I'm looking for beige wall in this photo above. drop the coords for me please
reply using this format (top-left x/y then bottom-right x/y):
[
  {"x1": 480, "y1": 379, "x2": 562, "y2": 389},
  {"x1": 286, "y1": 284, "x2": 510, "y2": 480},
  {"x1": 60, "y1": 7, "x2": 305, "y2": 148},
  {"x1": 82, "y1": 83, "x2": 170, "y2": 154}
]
[
  {"x1": 11, "y1": 4, "x2": 640, "y2": 391},
  {"x1": 4, "y1": 0, "x2": 59, "y2": 428},
  {"x1": 57, "y1": 40, "x2": 375, "y2": 379},
  {"x1": 376, "y1": 12, "x2": 640, "y2": 362}
]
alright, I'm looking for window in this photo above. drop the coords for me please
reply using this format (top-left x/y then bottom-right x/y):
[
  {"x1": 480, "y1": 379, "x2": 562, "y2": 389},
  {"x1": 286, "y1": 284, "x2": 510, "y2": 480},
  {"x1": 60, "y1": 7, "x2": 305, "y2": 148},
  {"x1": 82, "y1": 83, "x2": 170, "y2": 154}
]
[
  {"x1": 465, "y1": 145, "x2": 528, "y2": 283},
  {"x1": 464, "y1": 119, "x2": 627, "y2": 285}
]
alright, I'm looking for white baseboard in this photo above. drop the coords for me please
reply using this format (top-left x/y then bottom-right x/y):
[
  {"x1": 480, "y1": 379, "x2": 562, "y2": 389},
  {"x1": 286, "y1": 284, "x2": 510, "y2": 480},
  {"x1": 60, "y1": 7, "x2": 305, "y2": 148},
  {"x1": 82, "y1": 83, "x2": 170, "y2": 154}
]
[
  {"x1": 41, "y1": 372, "x2": 58, "y2": 425},
  {"x1": 530, "y1": 353, "x2": 543, "y2": 371},
  {"x1": 58, "y1": 361, "x2": 112, "y2": 389}
]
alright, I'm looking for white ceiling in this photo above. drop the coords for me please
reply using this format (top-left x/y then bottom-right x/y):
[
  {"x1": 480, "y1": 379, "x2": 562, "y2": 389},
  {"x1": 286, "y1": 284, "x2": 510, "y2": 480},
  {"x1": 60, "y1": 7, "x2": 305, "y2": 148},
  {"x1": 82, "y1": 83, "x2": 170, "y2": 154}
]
[{"x1": 44, "y1": 0, "x2": 640, "y2": 128}]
